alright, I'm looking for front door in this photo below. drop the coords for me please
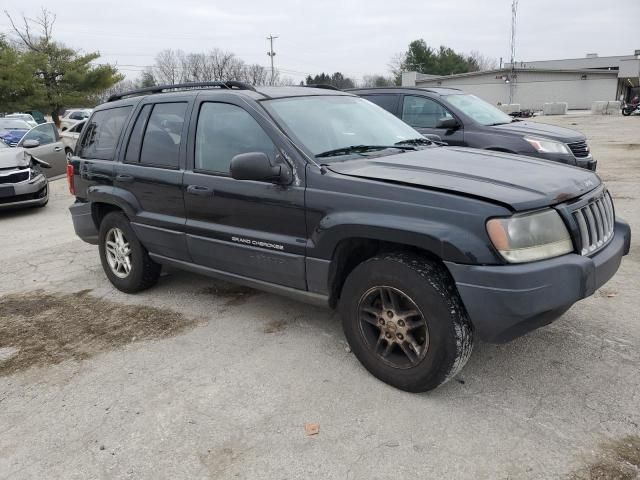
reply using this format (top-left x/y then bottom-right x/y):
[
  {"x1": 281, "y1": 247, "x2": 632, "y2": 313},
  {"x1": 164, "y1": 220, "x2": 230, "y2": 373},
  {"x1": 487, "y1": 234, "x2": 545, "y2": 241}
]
[
  {"x1": 401, "y1": 95, "x2": 465, "y2": 146},
  {"x1": 183, "y1": 98, "x2": 307, "y2": 290},
  {"x1": 18, "y1": 123, "x2": 67, "y2": 177}
]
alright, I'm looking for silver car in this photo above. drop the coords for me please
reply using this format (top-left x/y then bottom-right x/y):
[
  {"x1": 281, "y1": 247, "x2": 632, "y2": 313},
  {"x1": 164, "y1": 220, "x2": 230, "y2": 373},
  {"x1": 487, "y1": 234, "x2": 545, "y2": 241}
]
[
  {"x1": 16, "y1": 123, "x2": 69, "y2": 178},
  {"x1": 0, "y1": 141, "x2": 50, "y2": 210}
]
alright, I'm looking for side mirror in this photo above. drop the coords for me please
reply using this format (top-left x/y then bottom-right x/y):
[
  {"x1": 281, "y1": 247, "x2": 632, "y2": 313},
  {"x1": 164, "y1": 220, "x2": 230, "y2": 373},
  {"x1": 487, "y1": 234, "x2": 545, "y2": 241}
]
[
  {"x1": 22, "y1": 139, "x2": 40, "y2": 148},
  {"x1": 435, "y1": 117, "x2": 460, "y2": 130},
  {"x1": 230, "y1": 152, "x2": 290, "y2": 183}
]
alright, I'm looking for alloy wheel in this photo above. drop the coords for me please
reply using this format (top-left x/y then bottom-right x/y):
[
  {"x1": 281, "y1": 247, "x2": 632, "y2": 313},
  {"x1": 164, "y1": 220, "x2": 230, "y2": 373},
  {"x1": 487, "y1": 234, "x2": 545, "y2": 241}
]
[
  {"x1": 105, "y1": 227, "x2": 132, "y2": 278},
  {"x1": 357, "y1": 286, "x2": 429, "y2": 369}
]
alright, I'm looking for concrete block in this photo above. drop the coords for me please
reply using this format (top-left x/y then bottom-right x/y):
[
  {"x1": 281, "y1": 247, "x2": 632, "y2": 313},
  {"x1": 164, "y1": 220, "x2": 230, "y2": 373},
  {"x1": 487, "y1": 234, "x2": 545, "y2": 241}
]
[
  {"x1": 591, "y1": 101, "x2": 621, "y2": 115},
  {"x1": 543, "y1": 102, "x2": 568, "y2": 115},
  {"x1": 498, "y1": 104, "x2": 521, "y2": 114}
]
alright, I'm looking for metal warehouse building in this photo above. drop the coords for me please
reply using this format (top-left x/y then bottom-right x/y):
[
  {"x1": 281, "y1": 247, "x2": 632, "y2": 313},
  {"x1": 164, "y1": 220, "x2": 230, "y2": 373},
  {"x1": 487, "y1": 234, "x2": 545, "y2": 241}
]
[{"x1": 402, "y1": 51, "x2": 640, "y2": 111}]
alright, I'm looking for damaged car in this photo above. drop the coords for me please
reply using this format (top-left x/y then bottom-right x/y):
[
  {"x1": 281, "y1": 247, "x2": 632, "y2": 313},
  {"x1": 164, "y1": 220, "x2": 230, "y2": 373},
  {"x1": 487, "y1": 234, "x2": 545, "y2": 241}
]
[{"x1": 0, "y1": 141, "x2": 51, "y2": 209}]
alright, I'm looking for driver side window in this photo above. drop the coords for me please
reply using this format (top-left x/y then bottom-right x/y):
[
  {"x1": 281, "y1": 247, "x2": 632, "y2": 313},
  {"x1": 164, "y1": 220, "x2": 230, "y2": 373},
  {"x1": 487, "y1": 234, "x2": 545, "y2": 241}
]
[
  {"x1": 402, "y1": 96, "x2": 452, "y2": 128},
  {"x1": 21, "y1": 123, "x2": 56, "y2": 146},
  {"x1": 195, "y1": 102, "x2": 277, "y2": 174}
]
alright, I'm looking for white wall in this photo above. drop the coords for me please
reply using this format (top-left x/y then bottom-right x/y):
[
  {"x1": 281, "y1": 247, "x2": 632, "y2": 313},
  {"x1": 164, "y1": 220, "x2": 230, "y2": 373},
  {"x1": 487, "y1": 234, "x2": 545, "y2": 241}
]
[{"x1": 416, "y1": 71, "x2": 619, "y2": 110}]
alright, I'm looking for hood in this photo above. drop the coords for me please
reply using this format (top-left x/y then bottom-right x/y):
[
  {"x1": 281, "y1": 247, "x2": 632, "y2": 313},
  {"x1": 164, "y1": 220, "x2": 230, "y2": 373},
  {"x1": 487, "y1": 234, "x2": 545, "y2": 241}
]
[
  {"x1": 0, "y1": 129, "x2": 29, "y2": 144},
  {"x1": 0, "y1": 148, "x2": 29, "y2": 169},
  {"x1": 492, "y1": 121, "x2": 585, "y2": 143},
  {"x1": 327, "y1": 147, "x2": 601, "y2": 211}
]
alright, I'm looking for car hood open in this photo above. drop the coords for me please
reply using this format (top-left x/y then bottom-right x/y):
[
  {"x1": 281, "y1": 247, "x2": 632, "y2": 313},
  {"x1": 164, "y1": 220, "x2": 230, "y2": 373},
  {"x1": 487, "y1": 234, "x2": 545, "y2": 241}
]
[
  {"x1": 492, "y1": 121, "x2": 585, "y2": 143},
  {"x1": 0, "y1": 148, "x2": 29, "y2": 169},
  {"x1": 327, "y1": 147, "x2": 601, "y2": 211}
]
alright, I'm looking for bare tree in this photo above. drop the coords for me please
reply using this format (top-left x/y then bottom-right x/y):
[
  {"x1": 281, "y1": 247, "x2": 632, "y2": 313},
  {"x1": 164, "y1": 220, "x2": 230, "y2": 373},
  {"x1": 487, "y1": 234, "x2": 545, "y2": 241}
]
[
  {"x1": 4, "y1": 7, "x2": 55, "y2": 53},
  {"x1": 154, "y1": 49, "x2": 184, "y2": 84},
  {"x1": 361, "y1": 74, "x2": 395, "y2": 87},
  {"x1": 245, "y1": 64, "x2": 269, "y2": 86},
  {"x1": 388, "y1": 52, "x2": 406, "y2": 85},
  {"x1": 469, "y1": 51, "x2": 498, "y2": 71}
]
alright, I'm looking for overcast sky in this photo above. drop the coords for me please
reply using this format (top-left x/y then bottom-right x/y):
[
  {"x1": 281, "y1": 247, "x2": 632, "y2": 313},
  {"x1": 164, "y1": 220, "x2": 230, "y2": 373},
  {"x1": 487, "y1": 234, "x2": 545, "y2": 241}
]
[{"x1": 3, "y1": 0, "x2": 639, "y2": 82}]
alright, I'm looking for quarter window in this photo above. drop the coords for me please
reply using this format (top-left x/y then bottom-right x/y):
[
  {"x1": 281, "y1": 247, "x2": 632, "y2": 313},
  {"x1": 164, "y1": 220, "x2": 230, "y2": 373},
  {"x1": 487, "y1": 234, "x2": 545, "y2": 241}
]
[
  {"x1": 195, "y1": 103, "x2": 277, "y2": 174},
  {"x1": 79, "y1": 106, "x2": 132, "y2": 160},
  {"x1": 139, "y1": 102, "x2": 187, "y2": 168},
  {"x1": 402, "y1": 96, "x2": 453, "y2": 128}
]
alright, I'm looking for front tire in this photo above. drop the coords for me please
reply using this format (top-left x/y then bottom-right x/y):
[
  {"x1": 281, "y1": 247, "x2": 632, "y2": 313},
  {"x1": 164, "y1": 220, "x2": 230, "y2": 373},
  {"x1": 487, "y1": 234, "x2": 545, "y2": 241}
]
[
  {"x1": 98, "y1": 211, "x2": 161, "y2": 293},
  {"x1": 339, "y1": 252, "x2": 473, "y2": 392}
]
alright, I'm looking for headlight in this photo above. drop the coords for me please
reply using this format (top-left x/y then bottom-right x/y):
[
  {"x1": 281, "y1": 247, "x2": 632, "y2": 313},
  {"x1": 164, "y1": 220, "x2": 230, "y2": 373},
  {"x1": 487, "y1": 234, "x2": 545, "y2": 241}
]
[
  {"x1": 524, "y1": 136, "x2": 571, "y2": 155},
  {"x1": 486, "y1": 209, "x2": 574, "y2": 263}
]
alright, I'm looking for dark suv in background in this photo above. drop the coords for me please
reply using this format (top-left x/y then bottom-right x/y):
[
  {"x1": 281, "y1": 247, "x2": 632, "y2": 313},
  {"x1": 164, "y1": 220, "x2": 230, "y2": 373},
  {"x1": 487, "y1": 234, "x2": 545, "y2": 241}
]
[
  {"x1": 68, "y1": 82, "x2": 628, "y2": 392},
  {"x1": 351, "y1": 87, "x2": 597, "y2": 170}
]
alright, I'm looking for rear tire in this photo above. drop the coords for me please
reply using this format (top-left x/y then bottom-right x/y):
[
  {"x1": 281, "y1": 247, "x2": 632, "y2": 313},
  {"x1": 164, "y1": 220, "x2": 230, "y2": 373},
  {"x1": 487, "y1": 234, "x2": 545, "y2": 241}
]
[
  {"x1": 98, "y1": 211, "x2": 161, "y2": 293},
  {"x1": 339, "y1": 252, "x2": 473, "y2": 392}
]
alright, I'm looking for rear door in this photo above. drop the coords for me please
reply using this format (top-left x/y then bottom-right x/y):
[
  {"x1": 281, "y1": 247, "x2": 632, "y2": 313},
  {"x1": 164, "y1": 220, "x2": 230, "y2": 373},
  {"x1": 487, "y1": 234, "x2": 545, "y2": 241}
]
[
  {"x1": 114, "y1": 98, "x2": 192, "y2": 261},
  {"x1": 401, "y1": 95, "x2": 465, "y2": 145},
  {"x1": 18, "y1": 123, "x2": 67, "y2": 177},
  {"x1": 182, "y1": 95, "x2": 307, "y2": 289}
]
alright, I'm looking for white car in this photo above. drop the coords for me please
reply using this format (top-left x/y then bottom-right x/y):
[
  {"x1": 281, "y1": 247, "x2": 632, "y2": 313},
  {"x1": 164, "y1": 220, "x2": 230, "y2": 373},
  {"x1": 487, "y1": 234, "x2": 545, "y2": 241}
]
[
  {"x1": 6, "y1": 114, "x2": 38, "y2": 129},
  {"x1": 60, "y1": 120, "x2": 86, "y2": 159},
  {"x1": 60, "y1": 109, "x2": 92, "y2": 131}
]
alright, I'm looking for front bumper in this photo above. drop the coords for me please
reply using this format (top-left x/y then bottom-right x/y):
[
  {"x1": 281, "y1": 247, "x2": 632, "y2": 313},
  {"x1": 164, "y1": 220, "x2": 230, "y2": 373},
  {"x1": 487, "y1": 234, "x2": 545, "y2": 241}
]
[
  {"x1": 0, "y1": 174, "x2": 48, "y2": 210},
  {"x1": 445, "y1": 219, "x2": 630, "y2": 343},
  {"x1": 537, "y1": 152, "x2": 597, "y2": 171}
]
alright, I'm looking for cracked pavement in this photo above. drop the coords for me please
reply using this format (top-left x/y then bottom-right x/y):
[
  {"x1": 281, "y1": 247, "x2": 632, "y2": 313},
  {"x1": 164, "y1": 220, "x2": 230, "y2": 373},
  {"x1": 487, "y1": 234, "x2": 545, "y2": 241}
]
[{"x1": 0, "y1": 114, "x2": 638, "y2": 479}]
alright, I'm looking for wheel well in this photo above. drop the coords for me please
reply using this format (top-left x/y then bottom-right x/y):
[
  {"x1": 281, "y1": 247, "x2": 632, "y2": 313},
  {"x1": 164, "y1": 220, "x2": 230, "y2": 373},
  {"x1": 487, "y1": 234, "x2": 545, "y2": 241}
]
[
  {"x1": 91, "y1": 203, "x2": 123, "y2": 230},
  {"x1": 328, "y1": 238, "x2": 441, "y2": 308}
]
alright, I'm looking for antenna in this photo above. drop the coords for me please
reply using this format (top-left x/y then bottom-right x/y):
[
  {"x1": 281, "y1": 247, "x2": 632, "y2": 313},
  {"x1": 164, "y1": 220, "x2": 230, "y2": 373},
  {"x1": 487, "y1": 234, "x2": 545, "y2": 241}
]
[{"x1": 509, "y1": 0, "x2": 519, "y2": 104}]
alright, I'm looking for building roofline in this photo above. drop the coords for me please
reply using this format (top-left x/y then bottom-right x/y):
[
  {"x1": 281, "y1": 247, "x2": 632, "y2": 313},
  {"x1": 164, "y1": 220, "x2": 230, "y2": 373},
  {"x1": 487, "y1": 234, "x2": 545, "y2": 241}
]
[
  {"x1": 413, "y1": 67, "x2": 619, "y2": 82},
  {"x1": 506, "y1": 53, "x2": 637, "y2": 64}
]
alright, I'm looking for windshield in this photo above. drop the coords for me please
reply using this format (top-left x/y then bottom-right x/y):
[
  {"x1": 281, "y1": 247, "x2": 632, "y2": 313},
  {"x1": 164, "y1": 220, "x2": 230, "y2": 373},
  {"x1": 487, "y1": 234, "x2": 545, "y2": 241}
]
[
  {"x1": 263, "y1": 96, "x2": 422, "y2": 159},
  {"x1": 0, "y1": 119, "x2": 30, "y2": 130},
  {"x1": 445, "y1": 94, "x2": 513, "y2": 126}
]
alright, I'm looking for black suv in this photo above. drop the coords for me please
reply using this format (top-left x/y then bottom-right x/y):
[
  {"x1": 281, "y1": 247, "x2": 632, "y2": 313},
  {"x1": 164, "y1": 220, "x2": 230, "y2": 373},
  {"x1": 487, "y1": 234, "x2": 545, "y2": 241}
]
[
  {"x1": 69, "y1": 82, "x2": 629, "y2": 392},
  {"x1": 350, "y1": 87, "x2": 597, "y2": 170}
]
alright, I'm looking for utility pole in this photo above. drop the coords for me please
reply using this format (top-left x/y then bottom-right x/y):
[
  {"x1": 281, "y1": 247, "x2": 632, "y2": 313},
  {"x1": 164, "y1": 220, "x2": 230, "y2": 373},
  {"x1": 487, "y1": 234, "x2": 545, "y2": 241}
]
[
  {"x1": 509, "y1": 0, "x2": 519, "y2": 104},
  {"x1": 266, "y1": 34, "x2": 278, "y2": 85}
]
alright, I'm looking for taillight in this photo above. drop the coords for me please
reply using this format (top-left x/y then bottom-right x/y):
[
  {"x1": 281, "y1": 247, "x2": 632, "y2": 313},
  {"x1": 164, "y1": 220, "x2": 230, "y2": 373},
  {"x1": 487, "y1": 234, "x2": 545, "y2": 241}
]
[{"x1": 67, "y1": 164, "x2": 76, "y2": 195}]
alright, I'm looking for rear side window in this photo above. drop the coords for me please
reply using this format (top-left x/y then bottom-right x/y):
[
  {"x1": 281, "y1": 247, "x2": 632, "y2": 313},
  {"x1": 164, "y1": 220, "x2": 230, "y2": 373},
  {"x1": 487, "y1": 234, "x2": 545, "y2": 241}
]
[
  {"x1": 362, "y1": 94, "x2": 399, "y2": 115},
  {"x1": 137, "y1": 103, "x2": 187, "y2": 168},
  {"x1": 195, "y1": 102, "x2": 277, "y2": 174},
  {"x1": 79, "y1": 106, "x2": 132, "y2": 160},
  {"x1": 124, "y1": 104, "x2": 152, "y2": 163}
]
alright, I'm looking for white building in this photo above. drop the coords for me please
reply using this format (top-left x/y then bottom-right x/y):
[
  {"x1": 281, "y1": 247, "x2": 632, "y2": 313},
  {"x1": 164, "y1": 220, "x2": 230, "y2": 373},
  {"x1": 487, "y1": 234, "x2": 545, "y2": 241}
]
[{"x1": 402, "y1": 51, "x2": 640, "y2": 111}]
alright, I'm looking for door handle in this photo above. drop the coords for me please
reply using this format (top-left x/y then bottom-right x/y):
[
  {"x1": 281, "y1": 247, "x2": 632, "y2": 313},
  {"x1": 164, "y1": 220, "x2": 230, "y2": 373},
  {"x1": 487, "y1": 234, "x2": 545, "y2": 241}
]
[
  {"x1": 54, "y1": 146, "x2": 63, "y2": 152},
  {"x1": 186, "y1": 185, "x2": 213, "y2": 196},
  {"x1": 116, "y1": 174, "x2": 135, "y2": 183}
]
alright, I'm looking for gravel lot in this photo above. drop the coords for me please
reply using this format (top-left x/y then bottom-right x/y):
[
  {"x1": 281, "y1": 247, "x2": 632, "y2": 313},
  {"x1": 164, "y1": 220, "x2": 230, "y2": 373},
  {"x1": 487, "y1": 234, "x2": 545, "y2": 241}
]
[{"x1": 0, "y1": 114, "x2": 638, "y2": 480}]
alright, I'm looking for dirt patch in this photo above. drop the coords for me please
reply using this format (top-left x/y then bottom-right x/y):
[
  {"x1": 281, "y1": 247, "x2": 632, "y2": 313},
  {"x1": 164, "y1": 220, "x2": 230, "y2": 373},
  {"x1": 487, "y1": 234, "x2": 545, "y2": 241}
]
[
  {"x1": 569, "y1": 435, "x2": 640, "y2": 480},
  {"x1": 607, "y1": 143, "x2": 640, "y2": 151},
  {"x1": 263, "y1": 319, "x2": 288, "y2": 334},
  {"x1": 0, "y1": 290, "x2": 198, "y2": 376},
  {"x1": 199, "y1": 281, "x2": 257, "y2": 307}
]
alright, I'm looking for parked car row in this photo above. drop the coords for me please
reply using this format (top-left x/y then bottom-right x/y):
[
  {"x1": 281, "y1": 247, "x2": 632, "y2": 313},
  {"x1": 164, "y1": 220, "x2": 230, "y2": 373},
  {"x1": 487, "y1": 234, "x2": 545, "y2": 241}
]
[{"x1": 64, "y1": 82, "x2": 628, "y2": 392}]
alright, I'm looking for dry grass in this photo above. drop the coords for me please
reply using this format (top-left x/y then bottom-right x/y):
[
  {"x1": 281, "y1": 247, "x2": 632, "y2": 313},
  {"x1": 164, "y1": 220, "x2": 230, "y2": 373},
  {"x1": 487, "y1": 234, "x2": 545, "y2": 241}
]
[{"x1": 0, "y1": 290, "x2": 198, "y2": 376}]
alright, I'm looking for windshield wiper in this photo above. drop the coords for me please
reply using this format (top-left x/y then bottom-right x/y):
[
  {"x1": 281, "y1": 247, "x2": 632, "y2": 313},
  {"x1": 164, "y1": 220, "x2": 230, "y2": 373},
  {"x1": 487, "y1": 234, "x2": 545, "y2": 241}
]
[
  {"x1": 395, "y1": 138, "x2": 432, "y2": 146},
  {"x1": 315, "y1": 144, "x2": 415, "y2": 158}
]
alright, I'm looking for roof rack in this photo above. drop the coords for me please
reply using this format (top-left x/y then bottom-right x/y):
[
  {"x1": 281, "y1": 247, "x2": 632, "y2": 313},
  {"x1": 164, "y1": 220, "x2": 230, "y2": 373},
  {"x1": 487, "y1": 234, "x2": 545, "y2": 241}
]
[
  {"x1": 107, "y1": 81, "x2": 257, "y2": 102},
  {"x1": 305, "y1": 84, "x2": 341, "y2": 91}
]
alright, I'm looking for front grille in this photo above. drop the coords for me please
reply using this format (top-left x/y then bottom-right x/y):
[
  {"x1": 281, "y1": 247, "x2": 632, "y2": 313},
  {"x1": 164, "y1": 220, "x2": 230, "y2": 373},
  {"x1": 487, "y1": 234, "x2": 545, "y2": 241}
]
[
  {"x1": 572, "y1": 190, "x2": 615, "y2": 255},
  {"x1": 567, "y1": 140, "x2": 590, "y2": 158},
  {"x1": 0, "y1": 169, "x2": 29, "y2": 184}
]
